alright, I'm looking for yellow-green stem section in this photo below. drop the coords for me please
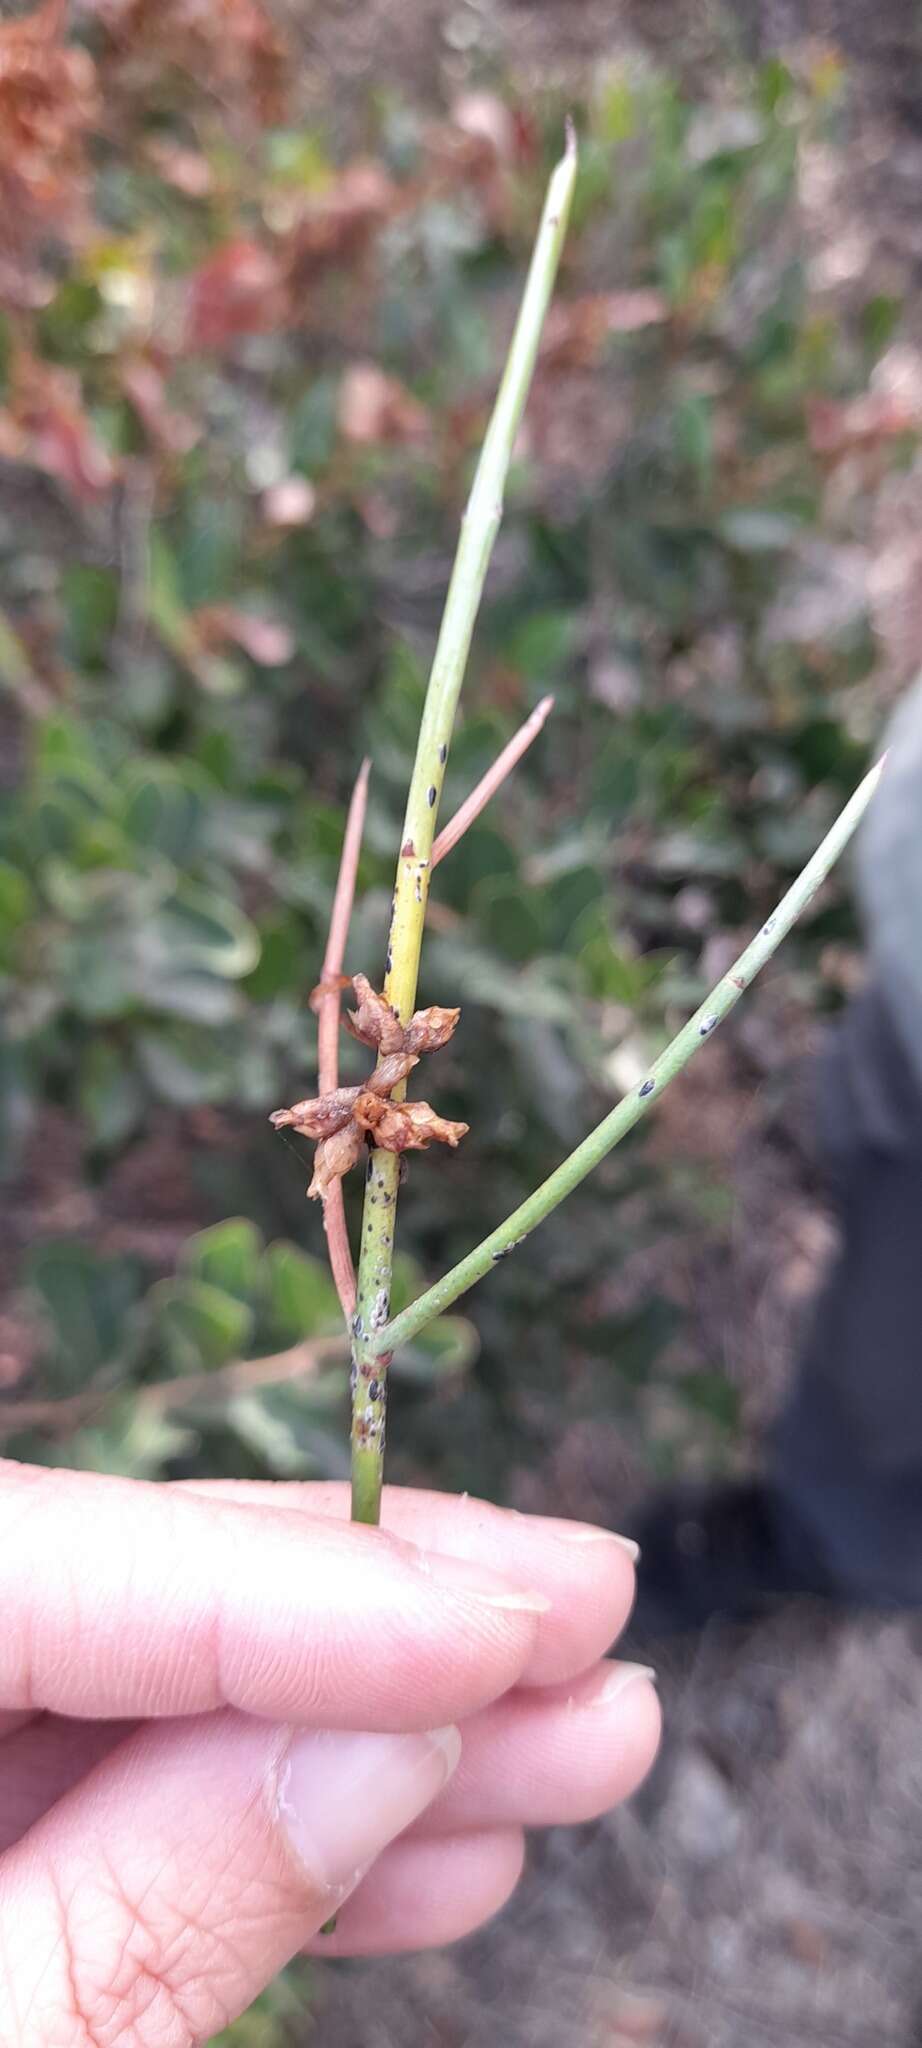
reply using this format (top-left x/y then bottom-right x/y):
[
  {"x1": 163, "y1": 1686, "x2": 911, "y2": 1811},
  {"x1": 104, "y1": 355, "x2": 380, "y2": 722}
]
[{"x1": 350, "y1": 129, "x2": 578, "y2": 1523}]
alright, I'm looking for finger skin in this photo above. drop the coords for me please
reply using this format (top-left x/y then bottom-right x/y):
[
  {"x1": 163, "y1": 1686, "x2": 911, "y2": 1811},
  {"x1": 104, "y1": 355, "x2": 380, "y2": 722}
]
[
  {"x1": 305, "y1": 1827, "x2": 526, "y2": 1956},
  {"x1": 0, "y1": 1462, "x2": 544, "y2": 1729},
  {"x1": 0, "y1": 1665, "x2": 659, "y2": 1860},
  {"x1": 412, "y1": 1663, "x2": 661, "y2": 1834},
  {"x1": 0, "y1": 1709, "x2": 449, "y2": 2044},
  {"x1": 181, "y1": 1480, "x2": 639, "y2": 1687},
  {"x1": 0, "y1": 1713, "x2": 305, "y2": 2045},
  {"x1": 0, "y1": 1714, "x2": 135, "y2": 1855}
]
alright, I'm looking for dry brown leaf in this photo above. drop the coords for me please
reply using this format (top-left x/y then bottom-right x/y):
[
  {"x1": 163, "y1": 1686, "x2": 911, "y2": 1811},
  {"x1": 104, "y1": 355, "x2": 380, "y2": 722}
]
[
  {"x1": 92, "y1": 0, "x2": 288, "y2": 124},
  {"x1": 346, "y1": 975, "x2": 406, "y2": 1054},
  {"x1": 807, "y1": 390, "x2": 921, "y2": 460},
  {"x1": 307, "y1": 1119, "x2": 364, "y2": 1200},
  {"x1": 287, "y1": 161, "x2": 396, "y2": 286},
  {"x1": 3, "y1": 354, "x2": 118, "y2": 501},
  {"x1": 338, "y1": 364, "x2": 430, "y2": 448},
  {"x1": 194, "y1": 604, "x2": 294, "y2": 667},
  {"x1": 144, "y1": 137, "x2": 214, "y2": 196},
  {"x1": 404, "y1": 1004, "x2": 460, "y2": 1055},
  {"x1": 270, "y1": 1085, "x2": 360, "y2": 1140},
  {"x1": 539, "y1": 291, "x2": 668, "y2": 371},
  {"x1": 119, "y1": 358, "x2": 200, "y2": 456},
  {"x1": 353, "y1": 1093, "x2": 469, "y2": 1153}
]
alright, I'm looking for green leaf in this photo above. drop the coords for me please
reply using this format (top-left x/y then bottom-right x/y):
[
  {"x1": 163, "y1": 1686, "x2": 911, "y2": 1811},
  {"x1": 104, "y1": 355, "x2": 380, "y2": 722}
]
[
  {"x1": 60, "y1": 566, "x2": 118, "y2": 670},
  {"x1": 136, "y1": 1024, "x2": 236, "y2": 1105},
  {"x1": 146, "y1": 887, "x2": 260, "y2": 979},
  {"x1": 227, "y1": 1383, "x2": 349, "y2": 1478},
  {"x1": 472, "y1": 877, "x2": 546, "y2": 963},
  {"x1": 0, "y1": 861, "x2": 33, "y2": 962},
  {"x1": 264, "y1": 1242, "x2": 341, "y2": 1344},
  {"x1": 120, "y1": 761, "x2": 208, "y2": 863},
  {"x1": 79, "y1": 1040, "x2": 145, "y2": 1149},
  {"x1": 27, "y1": 1241, "x2": 142, "y2": 1392},
  {"x1": 180, "y1": 1219, "x2": 264, "y2": 1306},
  {"x1": 151, "y1": 1276, "x2": 255, "y2": 1373},
  {"x1": 39, "y1": 1395, "x2": 195, "y2": 1478},
  {"x1": 395, "y1": 1313, "x2": 479, "y2": 1384}
]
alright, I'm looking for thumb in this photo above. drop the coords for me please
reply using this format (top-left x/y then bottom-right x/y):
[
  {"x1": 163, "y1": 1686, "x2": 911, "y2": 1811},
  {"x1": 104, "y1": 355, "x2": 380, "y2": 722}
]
[{"x1": 0, "y1": 1709, "x2": 459, "y2": 2040}]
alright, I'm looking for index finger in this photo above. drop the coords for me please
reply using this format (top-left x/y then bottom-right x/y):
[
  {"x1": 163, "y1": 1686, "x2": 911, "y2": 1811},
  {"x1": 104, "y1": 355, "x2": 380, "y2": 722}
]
[{"x1": 0, "y1": 1461, "x2": 545, "y2": 1729}]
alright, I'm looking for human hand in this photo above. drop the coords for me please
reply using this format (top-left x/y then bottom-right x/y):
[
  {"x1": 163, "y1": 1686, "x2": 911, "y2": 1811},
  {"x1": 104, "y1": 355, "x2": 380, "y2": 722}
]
[{"x1": 0, "y1": 1462, "x2": 658, "y2": 2041}]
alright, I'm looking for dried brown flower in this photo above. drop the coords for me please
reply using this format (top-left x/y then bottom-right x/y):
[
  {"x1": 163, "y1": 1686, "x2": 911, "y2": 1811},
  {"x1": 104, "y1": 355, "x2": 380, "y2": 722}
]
[
  {"x1": 273, "y1": 974, "x2": 462, "y2": 1198},
  {"x1": 308, "y1": 1121, "x2": 364, "y2": 1200},
  {"x1": 270, "y1": 1085, "x2": 360, "y2": 1140},
  {"x1": 403, "y1": 1004, "x2": 460, "y2": 1055},
  {"x1": 353, "y1": 1093, "x2": 468, "y2": 1153},
  {"x1": 365, "y1": 1051, "x2": 419, "y2": 1094},
  {"x1": 346, "y1": 974, "x2": 405, "y2": 1054}
]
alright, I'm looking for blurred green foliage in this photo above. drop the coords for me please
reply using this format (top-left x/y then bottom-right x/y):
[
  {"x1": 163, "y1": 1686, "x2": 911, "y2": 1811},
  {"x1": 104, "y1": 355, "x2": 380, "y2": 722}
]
[{"x1": 0, "y1": 13, "x2": 911, "y2": 1503}]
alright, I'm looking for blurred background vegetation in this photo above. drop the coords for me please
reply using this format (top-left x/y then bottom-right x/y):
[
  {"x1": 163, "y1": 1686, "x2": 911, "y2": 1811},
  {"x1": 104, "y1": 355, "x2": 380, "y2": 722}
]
[{"x1": 1, "y1": 0, "x2": 920, "y2": 2036}]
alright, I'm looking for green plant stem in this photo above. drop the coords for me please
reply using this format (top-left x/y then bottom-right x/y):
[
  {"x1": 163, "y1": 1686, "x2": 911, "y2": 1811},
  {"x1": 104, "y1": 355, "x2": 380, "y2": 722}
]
[
  {"x1": 370, "y1": 758, "x2": 885, "y2": 1360},
  {"x1": 349, "y1": 128, "x2": 578, "y2": 1524}
]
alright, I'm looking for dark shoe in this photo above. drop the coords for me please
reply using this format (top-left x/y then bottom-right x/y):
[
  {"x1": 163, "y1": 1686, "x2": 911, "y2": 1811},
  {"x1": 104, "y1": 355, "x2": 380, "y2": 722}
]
[{"x1": 624, "y1": 1478, "x2": 838, "y2": 1639}]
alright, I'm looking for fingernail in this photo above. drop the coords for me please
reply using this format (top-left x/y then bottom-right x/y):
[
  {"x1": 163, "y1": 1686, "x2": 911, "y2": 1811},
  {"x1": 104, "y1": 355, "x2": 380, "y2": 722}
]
[
  {"x1": 587, "y1": 1663, "x2": 657, "y2": 1707},
  {"x1": 554, "y1": 1525, "x2": 641, "y2": 1561},
  {"x1": 276, "y1": 1725, "x2": 461, "y2": 1896},
  {"x1": 416, "y1": 1548, "x2": 551, "y2": 1613}
]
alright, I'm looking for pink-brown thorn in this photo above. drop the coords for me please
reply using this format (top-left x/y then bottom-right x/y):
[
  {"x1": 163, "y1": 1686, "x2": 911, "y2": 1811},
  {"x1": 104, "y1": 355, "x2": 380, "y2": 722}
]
[
  {"x1": 316, "y1": 756, "x2": 370, "y2": 1318},
  {"x1": 431, "y1": 695, "x2": 554, "y2": 869}
]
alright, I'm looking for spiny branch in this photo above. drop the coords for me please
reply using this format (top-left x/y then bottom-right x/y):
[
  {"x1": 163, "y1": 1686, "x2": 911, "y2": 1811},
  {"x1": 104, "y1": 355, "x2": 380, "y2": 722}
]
[
  {"x1": 314, "y1": 756, "x2": 370, "y2": 1319},
  {"x1": 431, "y1": 694, "x2": 555, "y2": 868}
]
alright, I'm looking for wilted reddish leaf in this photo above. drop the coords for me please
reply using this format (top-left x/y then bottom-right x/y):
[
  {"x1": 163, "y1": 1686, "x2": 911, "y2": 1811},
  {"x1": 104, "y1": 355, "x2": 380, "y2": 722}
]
[
  {"x1": 120, "y1": 358, "x2": 199, "y2": 456},
  {"x1": 270, "y1": 1084, "x2": 360, "y2": 1140},
  {"x1": 540, "y1": 291, "x2": 668, "y2": 370},
  {"x1": 308, "y1": 1119, "x2": 364, "y2": 1200},
  {"x1": 0, "y1": 0, "x2": 99, "y2": 304},
  {"x1": 287, "y1": 161, "x2": 397, "y2": 286},
  {"x1": 404, "y1": 1004, "x2": 460, "y2": 1055},
  {"x1": 338, "y1": 365, "x2": 430, "y2": 448},
  {"x1": 346, "y1": 975, "x2": 406, "y2": 1054},
  {"x1": 807, "y1": 391, "x2": 921, "y2": 460},
  {"x1": 194, "y1": 604, "x2": 295, "y2": 666},
  {"x1": 2, "y1": 354, "x2": 117, "y2": 502},
  {"x1": 353, "y1": 1093, "x2": 469, "y2": 1153},
  {"x1": 92, "y1": 0, "x2": 288, "y2": 124},
  {"x1": 184, "y1": 238, "x2": 285, "y2": 351}
]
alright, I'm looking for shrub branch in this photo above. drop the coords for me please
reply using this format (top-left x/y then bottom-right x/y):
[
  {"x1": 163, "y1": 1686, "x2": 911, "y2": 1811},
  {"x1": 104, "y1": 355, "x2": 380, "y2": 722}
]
[
  {"x1": 349, "y1": 127, "x2": 578, "y2": 1524},
  {"x1": 369, "y1": 758, "x2": 885, "y2": 1358}
]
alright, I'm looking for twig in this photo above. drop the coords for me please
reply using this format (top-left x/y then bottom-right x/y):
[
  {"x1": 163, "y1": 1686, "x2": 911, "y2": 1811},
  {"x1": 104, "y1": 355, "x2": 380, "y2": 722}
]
[
  {"x1": 431, "y1": 695, "x2": 555, "y2": 868},
  {"x1": 370, "y1": 759, "x2": 885, "y2": 1357},
  {"x1": 316, "y1": 757, "x2": 371, "y2": 1320},
  {"x1": 349, "y1": 127, "x2": 579, "y2": 1525},
  {"x1": 0, "y1": 1335, "x2": 345, "y2": 1442}
]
